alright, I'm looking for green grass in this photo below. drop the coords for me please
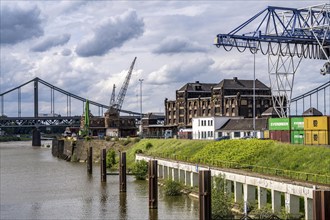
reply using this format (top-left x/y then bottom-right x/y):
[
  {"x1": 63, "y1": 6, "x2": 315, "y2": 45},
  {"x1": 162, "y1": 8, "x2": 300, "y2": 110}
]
[{"x1": 125, "y1": 139, "x2": 330, "y2": 182}]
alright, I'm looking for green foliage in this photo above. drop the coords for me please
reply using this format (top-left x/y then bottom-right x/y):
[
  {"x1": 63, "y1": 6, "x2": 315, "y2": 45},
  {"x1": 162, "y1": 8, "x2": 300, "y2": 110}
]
[
  {"x1": 123, "y1": 139, "x2": 131, "y2": 146},
  {"x1": 249, "y1": 204, "x2": 275, "y2": 219},
  {"x1": 124, "y1": 139, "x2": 330, "y2": 183},
  {"x1": 132, "y1": 160, "x2": 148, "y2": 180},
  {"x1": 0, "y1": 136, "x2": 21, "y2": 142},
  {"x1": 84, "y1": 136, "x2": 91, "y2": 141},
  {"x1": 105, "y1": 136, "x2": 111, "y2": 141},
  {"x1": 163, "y1": 179, "x2": 182, "y2": 196},
  {"x1": 106, "y1": 149, "x2": 116, "y2": 168},
  {"x1": 134, "y1": 137, "x2": 141, "y2": 143},
  {"x1": 145, "y1": 142, "x2": 153, "y2": 150},
  {"x1": 211, "y1": 175, "x2": 232, "y2": 219},
  {"x1": 135, "y1": 149, "x2": 143, "y2": 154}
]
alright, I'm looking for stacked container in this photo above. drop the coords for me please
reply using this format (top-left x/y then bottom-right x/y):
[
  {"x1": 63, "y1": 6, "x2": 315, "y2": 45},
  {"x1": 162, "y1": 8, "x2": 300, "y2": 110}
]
[
  {"x1": 304, "y1": 116, "x2": 330, "y2": 145},
  {"x1": 268, "y1": 118, "x2": 291, "y2": 143},
  {"x1": 290, "y1": 117, "x2": 304, "y2": 144}
]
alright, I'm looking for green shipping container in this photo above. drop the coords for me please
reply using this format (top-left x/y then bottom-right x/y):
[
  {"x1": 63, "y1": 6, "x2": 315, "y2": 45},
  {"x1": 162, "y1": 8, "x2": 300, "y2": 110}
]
[
  {"x1": 291, "y1": 117, "x2": 304, "y2": 130},
  {"x1": 268, "y1": 118, "x2": 290, "y2": 131},
  {"x1": 291, "y1": 130, "x2": 304, "y2": 144}
]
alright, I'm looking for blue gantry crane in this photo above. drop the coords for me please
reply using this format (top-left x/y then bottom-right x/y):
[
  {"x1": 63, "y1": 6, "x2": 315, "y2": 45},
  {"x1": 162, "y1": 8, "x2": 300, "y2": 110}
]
[{"x1": 214, "y1": 4, "x2": 330, "y2": 117}]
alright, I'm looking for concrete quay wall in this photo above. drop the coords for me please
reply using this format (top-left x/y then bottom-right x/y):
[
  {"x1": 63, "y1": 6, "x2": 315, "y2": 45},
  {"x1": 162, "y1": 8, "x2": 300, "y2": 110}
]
[{"x1": 136, "y1": 155, "x2": 330, "y2": 219}]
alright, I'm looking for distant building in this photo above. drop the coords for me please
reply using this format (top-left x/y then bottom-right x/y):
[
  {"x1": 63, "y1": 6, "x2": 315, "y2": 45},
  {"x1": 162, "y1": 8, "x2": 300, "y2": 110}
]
[
  {"x1": 165, "y1": 77, "x2": 273, "y2": 129},
  {"x1": 216, "y1": 118, "x2": 268, "y2": 139},
  {"x1": 192, "y1": 116, "x2": 240, "y2": 140}
]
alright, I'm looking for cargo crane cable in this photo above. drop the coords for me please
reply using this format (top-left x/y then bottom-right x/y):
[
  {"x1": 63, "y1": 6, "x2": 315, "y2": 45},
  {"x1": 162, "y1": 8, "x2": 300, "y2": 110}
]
[{"x1": 215, "y1": 38, "x2": 325, "y2": 59}]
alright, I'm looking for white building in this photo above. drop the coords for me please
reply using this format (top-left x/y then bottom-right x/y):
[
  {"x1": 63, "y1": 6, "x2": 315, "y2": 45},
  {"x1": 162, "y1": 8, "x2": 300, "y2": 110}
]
[
  {"x1": 216, "y1": 118, "x2": 268, "y2": 139},
  {"x1": 192, "y1": 117, "x2": 241, "y2": 140}
]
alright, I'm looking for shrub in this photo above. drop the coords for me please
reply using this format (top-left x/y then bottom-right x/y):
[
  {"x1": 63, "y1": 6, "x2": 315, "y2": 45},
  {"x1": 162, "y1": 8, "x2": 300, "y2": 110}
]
[
  {"x1": 211, "y1": 175, "x2": 232, "y2": 219},
  {"x1": 123, "y1": 139, "x2": 131, "y2": 146},
  {"x1": 135, "y1": 149, "x2": 143, "y2": 154},
  {"x1": 145, "y1": 142, "x2": 153, "y2": 150},
  {"x1": 132, "y1": 160, "x2": 148, "y2": 180},
  {"x1": 134, "y1": 137, "x2": 141, "y2": 143},
  {"x1": 163, "y1": 179, "x2": 182, "y2": 196},
  {"x1": 105, "y1": 136, "x2": 111, "y2": 141},
  {"x1": 249, "y1": 204, "x2": 275, "y2": 219},
  {"x1": 106, "y1": 149, "x2": 116, "y2": 168}
]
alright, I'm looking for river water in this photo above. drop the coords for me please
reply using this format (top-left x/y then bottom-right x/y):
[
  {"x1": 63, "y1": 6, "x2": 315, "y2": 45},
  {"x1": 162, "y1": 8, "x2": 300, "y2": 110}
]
[{"x1": 0, "y1": 141, "x2": 199, "y2": 220}]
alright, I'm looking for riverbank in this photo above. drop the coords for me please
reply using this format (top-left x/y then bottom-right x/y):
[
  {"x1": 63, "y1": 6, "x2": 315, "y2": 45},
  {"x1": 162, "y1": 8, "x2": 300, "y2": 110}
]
[{"x1": 53, "y1": 138, "x2": 330, "y2": 185}]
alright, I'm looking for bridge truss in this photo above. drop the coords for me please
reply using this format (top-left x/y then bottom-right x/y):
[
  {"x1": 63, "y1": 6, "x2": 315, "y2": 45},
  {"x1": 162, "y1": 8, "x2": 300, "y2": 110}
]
[
  {"x1": 291, "y1": 80, "x2": 330, "y2": 115},
  {"x1": 0, "y1": 116, "x2": 81, "y2": 128},
  {"x1": 0, "y1": 78, "x2": 141, "y2": 128},
  {"x1": 215, "y1": 4, "x2": 330, "y2": 117},
  {"x1": 0, "y1": 77, "x2": 141, "y2": 117}
]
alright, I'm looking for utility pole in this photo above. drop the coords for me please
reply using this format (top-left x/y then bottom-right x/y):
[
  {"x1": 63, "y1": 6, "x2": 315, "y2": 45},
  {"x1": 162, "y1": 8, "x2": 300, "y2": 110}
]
[
  {"x1": 139, "y1": 79, "x2": 144, "y2": 136},
  {"x1": 253, "y1": 51, "x2": 256, "y2": 138}
]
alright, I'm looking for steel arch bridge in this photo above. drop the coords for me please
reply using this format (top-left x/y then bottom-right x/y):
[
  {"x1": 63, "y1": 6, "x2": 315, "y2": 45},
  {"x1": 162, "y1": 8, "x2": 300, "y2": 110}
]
[
  {"x1": 0, "y1": 77, "x2": 141, "y2": 128},
  {"x1": 290, "y1": 80, "x2": 330, "y2": 116},
  {"x1": 214, "y1": 4, "x2": 330, "y2": 117}
]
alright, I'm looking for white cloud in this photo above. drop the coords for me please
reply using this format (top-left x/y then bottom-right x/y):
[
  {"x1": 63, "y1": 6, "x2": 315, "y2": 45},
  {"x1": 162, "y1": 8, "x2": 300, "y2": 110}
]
[
  {"x1": 75, "y1": 9, "x2": 144, "y2": 57},
  {"x1": 1, "y1": 1, "x2": 328, "y2": 116},
  {"x1": 153, "y1": 36, "x2": 207, "y2": 54},
  {"x1": 0, "y1": 4, "x2": 44, "y2": 44},
  {"x1": 147, "y1": 57, "x2": 215, "y2": 84},
  {"x1": 30, "y1": 34, "x2": 71, "y2": 52}
]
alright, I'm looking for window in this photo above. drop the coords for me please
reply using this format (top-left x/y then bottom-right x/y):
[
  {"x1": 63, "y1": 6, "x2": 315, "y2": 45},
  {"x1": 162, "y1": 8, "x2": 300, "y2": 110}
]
[{"x1": 234, "y1": 132, "x2": 240, "y2": 138}]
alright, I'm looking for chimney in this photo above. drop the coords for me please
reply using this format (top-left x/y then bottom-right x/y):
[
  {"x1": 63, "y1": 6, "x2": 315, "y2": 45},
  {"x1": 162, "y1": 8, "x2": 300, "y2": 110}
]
[
  {"x1": 233, "y1": 77, "x2": 238, "y2": 82},
  {"x1": 195, "y1": 81, "x2": 200, "y2": 84}
]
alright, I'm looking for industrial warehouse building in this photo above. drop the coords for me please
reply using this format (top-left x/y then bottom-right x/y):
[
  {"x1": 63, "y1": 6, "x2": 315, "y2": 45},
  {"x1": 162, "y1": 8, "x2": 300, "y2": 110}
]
[{"x1": 164, "y1": 77, "x2": 273, "y2": 129}]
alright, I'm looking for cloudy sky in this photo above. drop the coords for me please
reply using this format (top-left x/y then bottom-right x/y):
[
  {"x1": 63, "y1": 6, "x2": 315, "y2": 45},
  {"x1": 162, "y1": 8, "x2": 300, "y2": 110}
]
[{"x1": 1, "y1": 0, "x2": 329, "y2": 117}]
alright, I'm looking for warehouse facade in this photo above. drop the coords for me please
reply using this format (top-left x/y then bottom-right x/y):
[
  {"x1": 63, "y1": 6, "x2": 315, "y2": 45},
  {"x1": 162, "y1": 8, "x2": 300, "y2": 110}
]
[{"x1": 164, "y1": 77, "x2": 273, "y2": 129}]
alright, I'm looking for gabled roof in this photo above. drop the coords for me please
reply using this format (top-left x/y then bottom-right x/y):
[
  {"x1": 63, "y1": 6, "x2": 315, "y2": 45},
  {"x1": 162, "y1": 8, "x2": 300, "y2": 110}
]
[
  {"x1": 177, "y1": 81, "x2": 217, "y2": 92},
  {"x1": 261, "y1": 107, "x2": 278, "y2": 117},
  {"x1": 215, "y1": 77, "x2": 270, "y2": 90},
  {"x1": 302, "y1": 107, "x2": 323, "y2": 116},
  {"x1": 217, "y1": 118, "x2": 268, "y2": 131}
]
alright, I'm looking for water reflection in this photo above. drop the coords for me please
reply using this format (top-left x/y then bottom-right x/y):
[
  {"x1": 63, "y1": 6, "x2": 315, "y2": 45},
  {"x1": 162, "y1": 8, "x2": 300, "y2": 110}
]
[
  {"x1": 149, "y1": 208, "x2": 158, "y2": 220},
  {"x1": 119, "y1": 192, "x2": 127, "y2": 220},
  {"x1": 99, "y1": 183, "x2": 108, "y2": 219},
  {"x1": 1, "y1": 142, "x2": 199, "y2": 220}
]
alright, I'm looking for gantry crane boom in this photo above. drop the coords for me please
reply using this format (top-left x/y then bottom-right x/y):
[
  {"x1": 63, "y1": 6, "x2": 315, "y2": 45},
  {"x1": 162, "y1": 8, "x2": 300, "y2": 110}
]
[
  {"x1": 214, "y1": 5, "x2": 330, "y2": 60},
  {"x1": 214, "y1": 4, "x2": 330, "y2": 117}
]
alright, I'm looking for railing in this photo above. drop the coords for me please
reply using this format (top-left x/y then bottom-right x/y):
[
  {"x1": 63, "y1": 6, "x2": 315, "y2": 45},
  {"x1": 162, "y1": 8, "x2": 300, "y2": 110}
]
[{"x1": 144, "y1": 152, "x2": 330, "y2": 185}]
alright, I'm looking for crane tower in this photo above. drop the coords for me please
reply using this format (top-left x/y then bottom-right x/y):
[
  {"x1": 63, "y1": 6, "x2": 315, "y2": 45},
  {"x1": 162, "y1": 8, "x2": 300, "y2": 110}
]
[
  {"x1": 214, "y1": 4, "x2": 330, "y2": 117},
  {"x1": 108, "y1": 57, "x2": 137, "y2": 113}
]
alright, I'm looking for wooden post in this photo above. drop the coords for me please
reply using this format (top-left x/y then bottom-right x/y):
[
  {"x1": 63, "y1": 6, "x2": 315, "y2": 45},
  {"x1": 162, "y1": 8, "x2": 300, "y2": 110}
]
[
  {"x1": 87, "y1": 146, "x2": 92, "y2": 174},
  {"x1": 313, "y1": 190, "x2": 330, "y2": 220},
  {"x1": 119, "y1": 152, "x2": 127, "y2": 192},
  {"x1": 149, "y1": 160, "x2": 158, "y2": 209},
  {"x1": 32, "y1": 128, "x2": 41, "y2": 146},
  {"x1": 100, "y1": 148, "x2": 107, "y2": 182},
  {"x1": 199, "y1": 170, "x2": 211, "y2": 220}
]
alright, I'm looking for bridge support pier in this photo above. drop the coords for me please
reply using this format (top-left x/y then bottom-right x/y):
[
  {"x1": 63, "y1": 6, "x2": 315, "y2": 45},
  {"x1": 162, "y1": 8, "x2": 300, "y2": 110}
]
[{"x1": 32, "y1": 128, "x2": 41, "y2": 146}]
